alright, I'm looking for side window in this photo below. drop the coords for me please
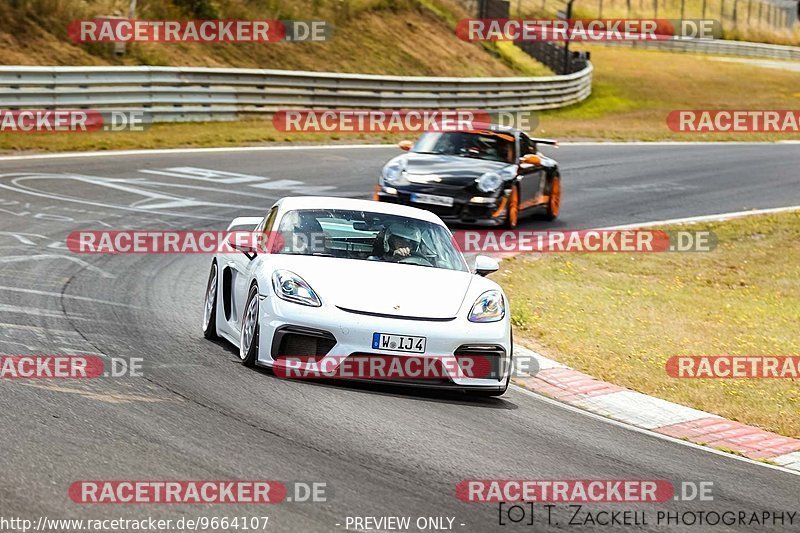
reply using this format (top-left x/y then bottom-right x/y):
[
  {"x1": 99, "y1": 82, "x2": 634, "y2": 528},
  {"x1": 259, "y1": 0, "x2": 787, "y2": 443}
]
[{"x1": 519, "y1": 134, "x2": 535, "y2": 155}]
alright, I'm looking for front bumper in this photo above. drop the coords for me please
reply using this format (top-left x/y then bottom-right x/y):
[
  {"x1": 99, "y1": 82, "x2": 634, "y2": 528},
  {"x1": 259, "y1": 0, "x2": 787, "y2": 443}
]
[
  {"x1": 257, "y1": 295, "x2": 512, "y2": 390},
  {"x1": 377, "y1": 187, "x2": 511, "y2": 227}
]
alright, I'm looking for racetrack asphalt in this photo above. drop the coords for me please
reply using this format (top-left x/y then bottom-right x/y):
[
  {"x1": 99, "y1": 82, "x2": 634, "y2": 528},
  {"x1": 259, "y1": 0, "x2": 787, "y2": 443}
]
[{"x1": 0, "y1": 143, "x2": 799, "y2": 531}]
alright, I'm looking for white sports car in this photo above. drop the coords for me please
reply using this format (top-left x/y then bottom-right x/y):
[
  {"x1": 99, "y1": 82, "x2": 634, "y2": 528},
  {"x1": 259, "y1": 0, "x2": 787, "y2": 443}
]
[{"x1": 202, "y1": 196, "x2": 512, "y2": 396}]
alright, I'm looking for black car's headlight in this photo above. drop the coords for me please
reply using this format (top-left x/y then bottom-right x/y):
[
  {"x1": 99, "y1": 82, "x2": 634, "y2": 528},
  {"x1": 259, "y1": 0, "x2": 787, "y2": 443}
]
[
  {"x1": 476, "y1": 171, "x2": 502, "y2": 193},
  {"x1": 382, "y1": 160, "x2": 405, "y2": 185},
  {"x1": 468, "y1": 290, "x2": 505, "y2": 322},
  {"x1": 272, "y1": 270, "x2": 321, "y2": 307}
]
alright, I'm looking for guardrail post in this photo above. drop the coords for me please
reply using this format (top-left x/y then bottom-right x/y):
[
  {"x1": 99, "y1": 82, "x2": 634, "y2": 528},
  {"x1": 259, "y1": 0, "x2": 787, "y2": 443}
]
[{"x1": 563, "y1": 0, "x2": 574, "y2": 74}]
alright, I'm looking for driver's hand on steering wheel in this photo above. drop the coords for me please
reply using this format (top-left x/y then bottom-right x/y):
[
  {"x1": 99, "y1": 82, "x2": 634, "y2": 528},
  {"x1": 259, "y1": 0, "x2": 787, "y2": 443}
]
[{"x1": 392, "y1": 247, "x2": 411, "y2": 258}]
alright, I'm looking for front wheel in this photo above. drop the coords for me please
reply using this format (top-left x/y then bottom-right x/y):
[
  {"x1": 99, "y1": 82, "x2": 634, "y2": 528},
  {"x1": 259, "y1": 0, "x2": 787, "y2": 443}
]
[
  {"x1": 543, "y1": 176, "x2": 561, "y2": 221},
  {"x1": 239, "y1": 285, "x2": 260, "y2": 367},
  {"x1": 202, "y1": 262, "x2": 219, "y2": 340},
  {"x1": 502, "y1": 185, "x2": 520, "y2": 229}
]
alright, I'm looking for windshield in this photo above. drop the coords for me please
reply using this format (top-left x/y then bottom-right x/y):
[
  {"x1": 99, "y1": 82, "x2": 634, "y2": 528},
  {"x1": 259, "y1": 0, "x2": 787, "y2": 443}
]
[
  {"x1": 273, "y1": 209, "x2": 468, "y2": 272},
  {"x1": 412, "y1": 131, "x2": 516, "y2": 163}
]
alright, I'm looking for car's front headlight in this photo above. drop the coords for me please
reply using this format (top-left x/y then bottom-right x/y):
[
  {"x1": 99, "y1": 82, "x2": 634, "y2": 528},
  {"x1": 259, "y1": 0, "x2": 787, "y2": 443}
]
[
  {"x1": 477, "y1": 166, "x2": 517, "y2": 194},
  {"x1": 476, "y1": 171, "x2": 502, "y2": 193},
  {"x1": 382, "y1": 159, "x2": 405, "y2": 185},
  {"x1": 468, "y1": 290, "x2": 505, "y2": 322},
  {"x1": 272, "y1": 270, "x2": 321, "y2": 307}
]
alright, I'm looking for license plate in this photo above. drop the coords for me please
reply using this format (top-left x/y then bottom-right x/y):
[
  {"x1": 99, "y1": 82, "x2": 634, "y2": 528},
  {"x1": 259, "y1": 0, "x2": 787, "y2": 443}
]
[
  {"x1": 372, "y1": 333, "x2": 426, "y2": 353},
  {"x1": 410, "y1": 193, "x2": 454, "y2": 207}
]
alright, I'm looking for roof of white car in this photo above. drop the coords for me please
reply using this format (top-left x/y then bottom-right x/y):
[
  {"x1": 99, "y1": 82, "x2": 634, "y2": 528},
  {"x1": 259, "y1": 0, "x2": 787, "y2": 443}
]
[{"x1": 277, "y1": 196, "x2": 445, "y2": 225}]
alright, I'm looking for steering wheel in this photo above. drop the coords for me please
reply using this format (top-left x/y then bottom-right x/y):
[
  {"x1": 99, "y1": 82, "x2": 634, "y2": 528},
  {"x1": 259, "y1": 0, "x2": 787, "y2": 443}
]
[{"x1": 399, "y1": 255, "x2": 434, "y2": 267}]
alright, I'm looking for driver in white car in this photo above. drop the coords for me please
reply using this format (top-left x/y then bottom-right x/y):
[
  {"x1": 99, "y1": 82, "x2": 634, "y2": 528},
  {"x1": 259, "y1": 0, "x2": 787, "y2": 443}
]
[{"x1": 382, "y1": 223, "x2": 423, "y2": 261}]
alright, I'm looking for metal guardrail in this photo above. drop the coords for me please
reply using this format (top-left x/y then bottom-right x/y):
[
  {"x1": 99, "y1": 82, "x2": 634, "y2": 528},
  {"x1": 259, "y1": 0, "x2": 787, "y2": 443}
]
[
  {"x1": 600, "y1": 37, "x2": 800, "y2": 60},
  {"x1": 0, "y1": 65, "x2": 593, "y2": 122}
]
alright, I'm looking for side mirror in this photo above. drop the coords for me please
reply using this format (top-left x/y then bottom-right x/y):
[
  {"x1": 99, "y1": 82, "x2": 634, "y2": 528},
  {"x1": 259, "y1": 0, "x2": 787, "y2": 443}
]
[
  {"x1": 398, "y1": 140, "x2": 413, "y2": 151},
  {"x1": 520, "y1": 154, "x2": 541, "y2": 165},
  {"x1": 226, "y1": 232, "x2": 258, "y2": 260},
  {"x1": 474, "y1": 255, "x2": 499, "y2": 276}
]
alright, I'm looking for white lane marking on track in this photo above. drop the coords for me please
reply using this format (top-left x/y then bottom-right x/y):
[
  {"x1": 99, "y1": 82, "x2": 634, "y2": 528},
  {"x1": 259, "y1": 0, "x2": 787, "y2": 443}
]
[
  {"x1": 66, "y1": 174, "x2": 235, "y2": 211},
  {"x1": 140, "y1": 167, "x2": 267, "y2": 184},
  {"x1": 0, "y1": 173, "x2": 237, "y2": 221},
  {"x1": 0, "y1": 144, "x2": 397, "y2": 162},
  {"x1": 0, "y1": 303, "x2": 115, "y2": 322},
  {"x1": 2, "y1": 141, "x2": 800, "y2": 163},
  {"x1": 600, "y1": 204, "x2": 800, "y2": 230},
  {"x1": 141, "y1": 167, "x2": 337, "y2": 194},
  {"x1": 248, "y1": 179, "x2": 305, "y2": 189},
  {"x1": 0, "y1": 286, "x2": 139, "y2": 308},
  {"x1": 0, "y1": 254, "x2": 115, "y2": 279},
  {"x1": 510, "y1": 385, "x2": 800, "y2": 477},
  {"x1": 561, "y1": 141, "x2": 800, "y2": 146}
]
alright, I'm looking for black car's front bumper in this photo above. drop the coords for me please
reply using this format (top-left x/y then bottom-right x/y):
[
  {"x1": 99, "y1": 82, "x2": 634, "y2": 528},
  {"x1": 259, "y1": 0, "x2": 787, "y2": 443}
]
[{"x1": 377, "y1": 187, "x2": 511, "y2": 226}]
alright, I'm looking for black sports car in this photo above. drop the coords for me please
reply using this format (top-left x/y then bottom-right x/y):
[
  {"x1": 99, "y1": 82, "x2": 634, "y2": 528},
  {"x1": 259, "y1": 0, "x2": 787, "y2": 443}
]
[{"x1": 374, "y1": 126, "x2": 561, "y2": 228}]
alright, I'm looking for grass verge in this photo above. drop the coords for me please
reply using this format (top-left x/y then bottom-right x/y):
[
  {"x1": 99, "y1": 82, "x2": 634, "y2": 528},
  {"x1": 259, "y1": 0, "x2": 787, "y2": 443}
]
[
  {"x1": 497, "y1": 211, "x2": 800, "y2": 438},
  {"x1": 536, "y1": 44, "x2": 800, "y2": 141}
]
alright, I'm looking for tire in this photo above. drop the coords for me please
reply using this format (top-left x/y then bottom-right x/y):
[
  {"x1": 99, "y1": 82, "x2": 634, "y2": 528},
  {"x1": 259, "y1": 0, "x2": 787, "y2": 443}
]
[
  {"x1": 239, "y1": 284, "x2": 260, "y2": 367},
  {"x1": 202, "y1": 262, "x2": 219, "y2": 340},
  {"x1": 502, "y1": 185, "x2": 520, "y2": 229},
  {"x1": 543, "y1": 175, "x2": 561, "y2": 221}
]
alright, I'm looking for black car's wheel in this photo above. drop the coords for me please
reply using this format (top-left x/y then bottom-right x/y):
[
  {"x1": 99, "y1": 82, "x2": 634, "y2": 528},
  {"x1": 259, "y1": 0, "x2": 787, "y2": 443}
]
[
  {"x1": 239, "y1": 284, "x2": 260, "y2": 367},
  {"x1": 202, "y1": 262, "x2": 219, "y2": 340},
  {"x1": 502, "y1": 185, "x2": 520, "y2": 229},
  {"x1": 543, "y1": 175, "x2": 561, "y2": 221}
]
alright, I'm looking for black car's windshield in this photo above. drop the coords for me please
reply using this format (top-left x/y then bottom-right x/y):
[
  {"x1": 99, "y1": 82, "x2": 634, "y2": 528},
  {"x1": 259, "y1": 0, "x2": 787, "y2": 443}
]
[
  {"x1": 274, "y1": 209, "x2": 468, "y2": 272},
  {"x1": 412, "y1": 131, "x2": 516, "y2": 163}
]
